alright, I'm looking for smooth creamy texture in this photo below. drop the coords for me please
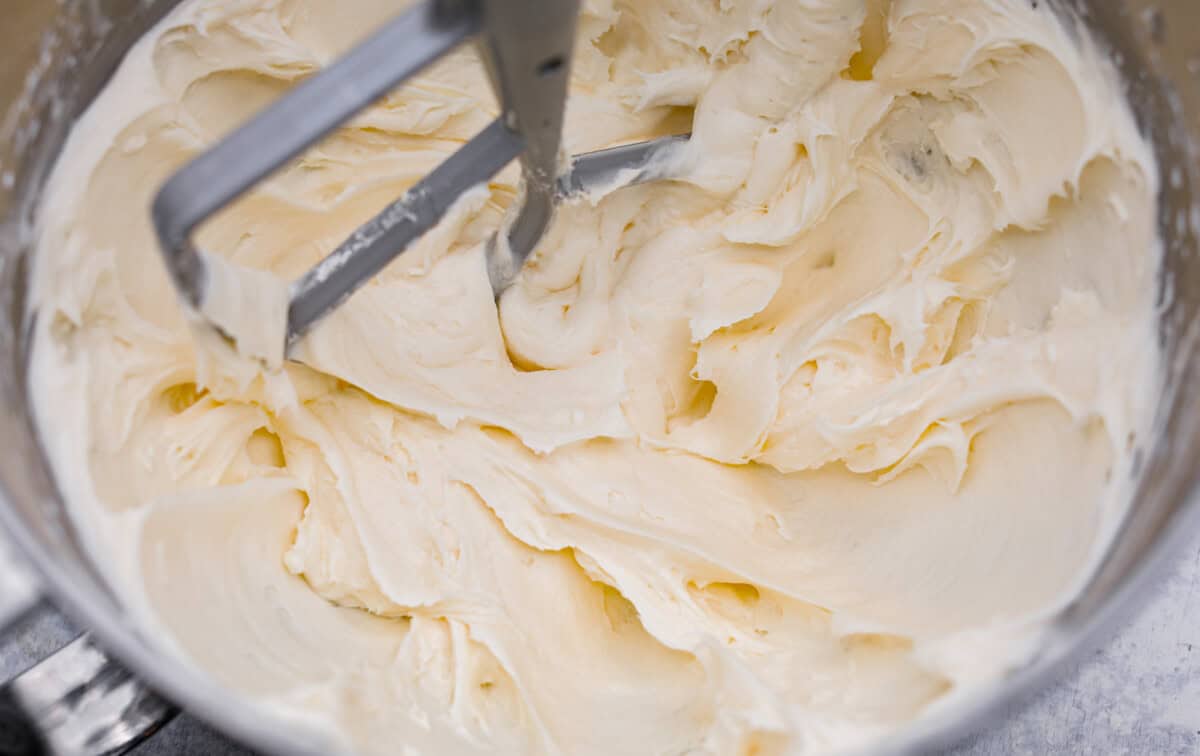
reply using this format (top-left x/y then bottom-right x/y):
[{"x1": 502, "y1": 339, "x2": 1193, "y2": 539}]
[{"x1": 30, "y1": 0, "x2": 1162, "y2": 753}]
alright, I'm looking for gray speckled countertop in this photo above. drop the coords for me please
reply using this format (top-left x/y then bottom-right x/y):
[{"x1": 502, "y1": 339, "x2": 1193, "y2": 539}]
[{"x1": 3, "y1": 532, "x2": 1200, "y2": 756}]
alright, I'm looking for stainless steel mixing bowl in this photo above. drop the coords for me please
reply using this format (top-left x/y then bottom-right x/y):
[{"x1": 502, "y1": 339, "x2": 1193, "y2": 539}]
[{"x1": 1, "y1": 1, "x2": 1199, "y2": 754}]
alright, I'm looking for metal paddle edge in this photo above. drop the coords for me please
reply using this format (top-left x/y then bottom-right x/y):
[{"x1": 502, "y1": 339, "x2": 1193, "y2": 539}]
[
  {"x1": 151, "y1": 0, "x2": 692, "y2": 358},
  {"x1": 163, "y1": 124, "x2": 689, "y2": 358},
  {"x1": 282, "y1": 131, "x2": 690, "y2": 347},
  {"x1": 285, "y1": 118, "x2": 524, "y2": 343},
  {"x1": 151, "y1": 0, "x2": 482, "y2": 311}
]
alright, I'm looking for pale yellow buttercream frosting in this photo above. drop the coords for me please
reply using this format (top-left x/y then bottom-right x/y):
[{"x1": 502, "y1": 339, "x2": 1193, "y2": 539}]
[{"x1": 29, "y1": 0, "x2": 1162, "y2": 753}]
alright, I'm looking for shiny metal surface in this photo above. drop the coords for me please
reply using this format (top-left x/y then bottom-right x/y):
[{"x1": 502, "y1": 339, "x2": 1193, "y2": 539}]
[
  {"x1": 153, "y1": 0, "x2": 682, "y2": 353},
  {"x1": 152, "y1": 0, "x2": 489, "y2": 346},
  {"x1": 0, "y1": 2, "x2": 1198, "y2": 755},
  {"x1": 476, "y1": 0, "x2": 580, "y2": 291},
  {"x1": 285, "y1": 117, "x2": 524, "y2": 341},
  {"x1": 2, "y1": 635, "x2": 174, "y2": 755}
]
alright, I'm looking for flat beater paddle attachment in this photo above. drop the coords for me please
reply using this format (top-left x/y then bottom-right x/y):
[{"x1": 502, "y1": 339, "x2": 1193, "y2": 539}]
[{"x1": 152, "y1": 0, "x2": 688, "y2": 361}]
